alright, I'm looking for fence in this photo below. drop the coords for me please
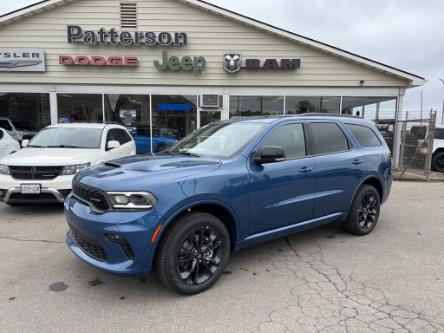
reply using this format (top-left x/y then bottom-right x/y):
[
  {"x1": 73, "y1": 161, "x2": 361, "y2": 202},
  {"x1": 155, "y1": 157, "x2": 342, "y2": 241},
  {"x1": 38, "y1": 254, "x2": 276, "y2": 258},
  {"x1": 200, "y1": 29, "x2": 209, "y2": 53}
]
[{"x1": 390, "y1": 111, "x2": 437, "y2": 181}]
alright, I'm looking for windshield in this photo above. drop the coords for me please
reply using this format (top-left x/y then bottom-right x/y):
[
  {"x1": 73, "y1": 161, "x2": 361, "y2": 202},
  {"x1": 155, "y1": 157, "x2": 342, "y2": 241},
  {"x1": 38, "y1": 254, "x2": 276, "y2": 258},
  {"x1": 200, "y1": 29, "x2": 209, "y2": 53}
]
[
  {"x1": 168, "y1": 122, "x2": 266, "y2": 159},
  {"x1": 29, "y1": 127, "x2": 103, "y2": 149}
]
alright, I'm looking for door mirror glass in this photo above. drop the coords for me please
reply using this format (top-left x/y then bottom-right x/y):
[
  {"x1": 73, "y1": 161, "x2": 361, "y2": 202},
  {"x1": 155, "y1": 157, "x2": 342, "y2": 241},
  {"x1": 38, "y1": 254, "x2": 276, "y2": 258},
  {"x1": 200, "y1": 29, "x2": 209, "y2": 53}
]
[
  {"x1": 106, "y1": 140, "x2": 120, "y2": 150},
  {"x1": 21, "y1": 139, "x2": 29, "y2": 148},
  {"x1": 254, "y1": 146, "x2": 286, "y2": 164}
]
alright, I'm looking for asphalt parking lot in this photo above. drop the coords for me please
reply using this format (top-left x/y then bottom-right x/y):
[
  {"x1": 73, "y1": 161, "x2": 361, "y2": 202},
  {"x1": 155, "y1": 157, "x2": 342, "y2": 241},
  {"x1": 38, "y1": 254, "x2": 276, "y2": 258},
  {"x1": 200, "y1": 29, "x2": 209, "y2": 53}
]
[{"x1": 1, "y1": 181, "x2": 443, "y2": 333}]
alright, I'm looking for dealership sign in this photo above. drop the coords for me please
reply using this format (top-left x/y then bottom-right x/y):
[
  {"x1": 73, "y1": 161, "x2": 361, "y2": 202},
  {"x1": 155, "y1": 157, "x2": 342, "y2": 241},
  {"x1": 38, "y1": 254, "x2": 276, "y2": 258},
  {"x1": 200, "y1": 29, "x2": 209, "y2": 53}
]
[
  {"x1": 59, "y1": 55, "x2": 138, "y2": 67},
  {"x1": 223, "y1": 53, "x2": 300, "y2": 74},
  {"x1": 0, "y1": 49, "x2": 45, "y2": 72},
  {"x1": 67, "y1": 25, "x2": 187, "y2": 46},
  {"x1": 154, "y1": 51, "x2": 206, "y2": 73}
]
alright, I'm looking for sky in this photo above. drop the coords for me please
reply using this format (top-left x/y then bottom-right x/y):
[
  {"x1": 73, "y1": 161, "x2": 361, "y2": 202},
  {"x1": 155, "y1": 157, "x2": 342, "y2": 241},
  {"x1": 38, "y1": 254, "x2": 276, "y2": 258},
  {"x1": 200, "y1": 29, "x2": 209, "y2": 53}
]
[{"x1": 1, "y1": 0, "x2": 443, "y2": 122}]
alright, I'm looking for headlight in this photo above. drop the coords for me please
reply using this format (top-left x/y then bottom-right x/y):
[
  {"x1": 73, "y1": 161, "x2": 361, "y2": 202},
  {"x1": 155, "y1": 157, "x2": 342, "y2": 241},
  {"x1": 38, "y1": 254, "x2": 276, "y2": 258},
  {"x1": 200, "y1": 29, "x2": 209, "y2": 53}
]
[
  {"x1": 0, "y1": 164, "x2": 10, "y2": 175},
  {"x1": 107, "y1": 192, "x2": 157, "y2": 210},
  {"x1": 62, "y1": 163, "x2": 90, "y2": 175}
]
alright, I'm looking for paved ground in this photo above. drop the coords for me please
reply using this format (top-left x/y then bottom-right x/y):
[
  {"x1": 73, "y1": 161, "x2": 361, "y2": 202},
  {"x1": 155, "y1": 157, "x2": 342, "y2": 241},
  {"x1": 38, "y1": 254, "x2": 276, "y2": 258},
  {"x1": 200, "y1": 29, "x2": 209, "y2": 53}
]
[{"x1": 0, "y1": 181, "x2": 443, "y2": 333}]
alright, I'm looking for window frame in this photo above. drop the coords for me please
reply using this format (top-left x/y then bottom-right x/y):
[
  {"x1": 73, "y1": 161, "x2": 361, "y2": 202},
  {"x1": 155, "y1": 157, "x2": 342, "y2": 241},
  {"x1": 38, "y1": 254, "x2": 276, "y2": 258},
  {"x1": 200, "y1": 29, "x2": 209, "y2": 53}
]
[{"x1": 306, "y1": 121, "x2": 352, "y2": 157}]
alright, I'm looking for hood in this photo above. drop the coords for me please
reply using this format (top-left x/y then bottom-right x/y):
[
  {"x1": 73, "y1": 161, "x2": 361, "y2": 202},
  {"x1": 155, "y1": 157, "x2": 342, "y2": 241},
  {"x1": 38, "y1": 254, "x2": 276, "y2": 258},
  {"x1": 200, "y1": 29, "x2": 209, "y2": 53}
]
[
  {"x1": 76, "y1": 153, "x2": 222, "y2": 191},
  {"x1": 0, "y1": 147, "x2": 97, "y2": 166}
]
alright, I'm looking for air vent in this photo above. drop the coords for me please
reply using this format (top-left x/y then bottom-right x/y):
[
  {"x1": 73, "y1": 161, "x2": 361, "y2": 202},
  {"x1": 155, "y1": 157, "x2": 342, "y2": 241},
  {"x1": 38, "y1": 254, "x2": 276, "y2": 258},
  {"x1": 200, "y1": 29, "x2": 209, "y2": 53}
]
[
  {"x1": 120, "y1": 2, "x2": 138, "y2": 29},
  {"x1": 200, "y1": 95, "x2": 222, "y2": 108}
]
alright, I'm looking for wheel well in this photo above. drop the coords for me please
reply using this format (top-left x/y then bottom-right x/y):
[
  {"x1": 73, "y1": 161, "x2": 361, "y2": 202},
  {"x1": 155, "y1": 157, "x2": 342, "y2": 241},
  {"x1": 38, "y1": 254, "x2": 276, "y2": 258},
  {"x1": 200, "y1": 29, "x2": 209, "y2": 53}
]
[
  {"x1": 362, "y1": 178, "x2": 383, "y2": 202},
  {"x1": 433, "y1": 148, "x2": 444, "y2": 156},
  {"x1": 161, "y1": 203, "x2": 237, "y2": 251}
]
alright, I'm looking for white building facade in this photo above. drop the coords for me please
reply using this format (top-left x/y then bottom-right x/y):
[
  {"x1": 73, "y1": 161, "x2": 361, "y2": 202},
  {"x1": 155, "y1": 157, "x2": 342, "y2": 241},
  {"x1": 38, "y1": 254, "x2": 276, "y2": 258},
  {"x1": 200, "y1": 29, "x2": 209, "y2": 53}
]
[{"x1": 0, "y1": 0, "x2": 425, "y2": 165}]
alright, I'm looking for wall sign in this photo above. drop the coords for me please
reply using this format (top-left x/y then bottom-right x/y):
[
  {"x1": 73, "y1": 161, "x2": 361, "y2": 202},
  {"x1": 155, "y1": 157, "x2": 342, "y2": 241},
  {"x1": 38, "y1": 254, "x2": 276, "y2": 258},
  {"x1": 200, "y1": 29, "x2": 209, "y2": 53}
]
[
  {"x1": 0, "y1": 49, "x2": 45, "y2": 72},
  {"x1": 154, "y1": 51, "x2": 206, "y2": 73},
  {"x1": 59, "y1": 55, "x2": 139, "y2": 67},
  {"x1": 223, "y1": 53, "x2": 300, "y2": 74},
  {"x1": 67, "y1": 25, "x2": 187, "y2": 46}
]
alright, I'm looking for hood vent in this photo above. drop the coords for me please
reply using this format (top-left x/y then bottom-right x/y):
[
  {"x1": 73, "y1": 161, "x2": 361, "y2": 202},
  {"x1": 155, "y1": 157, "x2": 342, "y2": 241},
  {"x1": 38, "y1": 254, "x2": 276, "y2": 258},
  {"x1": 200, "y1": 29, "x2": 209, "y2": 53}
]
[{"x1": 120, "y1": 2, "x2": 138, "y2": 29}]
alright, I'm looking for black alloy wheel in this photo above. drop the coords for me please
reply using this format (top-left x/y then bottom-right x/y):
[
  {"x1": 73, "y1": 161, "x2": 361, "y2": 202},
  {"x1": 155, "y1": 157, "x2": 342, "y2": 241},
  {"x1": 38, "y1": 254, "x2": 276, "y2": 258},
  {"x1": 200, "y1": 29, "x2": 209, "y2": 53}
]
[
  {"x1": 343, "y1": 185, "x2": 381, "y2": 236},
  {"x1": 156, "y1": 212, "x2": 230, "y2": 295},
  {"x1": 357, "y1": 194, "x2": 378, "y2": 231},
  {"x1": 176, "y1": 226, "x2": 223, "y2": 285}
]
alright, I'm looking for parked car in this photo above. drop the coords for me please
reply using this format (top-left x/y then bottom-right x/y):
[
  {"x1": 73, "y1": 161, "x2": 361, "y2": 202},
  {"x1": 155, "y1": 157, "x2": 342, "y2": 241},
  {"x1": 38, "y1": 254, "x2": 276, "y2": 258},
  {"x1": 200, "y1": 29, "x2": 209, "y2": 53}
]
[
  {"x1": 131, "y1": 127, "x2": 180, "y2": 154},
  {"x1": 432, "y1": 125, "x2": 444, "y2": 172},
  {"x1": 0, "y1": 117, "x2": 22, "y2": 142},
  {"x1": 0, "y1": 123, "x2": 136, "y2": 205},
  {"x1": 65, "y1": 115, "x2": 392, "y2": 295},
  {"x1": 407, "y1": 125, "x2": 444, "y2": 172},
  {"x1": 0, "y1": 128, "x2": 20, "y2": 159}
]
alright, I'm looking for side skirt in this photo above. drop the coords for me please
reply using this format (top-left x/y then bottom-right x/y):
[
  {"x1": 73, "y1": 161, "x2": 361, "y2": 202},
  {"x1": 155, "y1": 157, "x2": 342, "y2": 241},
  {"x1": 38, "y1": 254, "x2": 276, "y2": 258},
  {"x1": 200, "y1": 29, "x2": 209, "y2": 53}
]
[{"x1": 234, "y1": 212, "x2": 344, "y2": 251}]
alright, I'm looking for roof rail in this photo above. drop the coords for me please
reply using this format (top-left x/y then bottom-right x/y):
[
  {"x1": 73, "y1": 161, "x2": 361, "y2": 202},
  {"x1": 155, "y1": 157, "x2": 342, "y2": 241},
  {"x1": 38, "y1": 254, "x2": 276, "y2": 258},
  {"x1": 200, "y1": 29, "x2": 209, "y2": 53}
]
[{"x1": 296, "y1": 113, "x2": 361, "y2": 118}]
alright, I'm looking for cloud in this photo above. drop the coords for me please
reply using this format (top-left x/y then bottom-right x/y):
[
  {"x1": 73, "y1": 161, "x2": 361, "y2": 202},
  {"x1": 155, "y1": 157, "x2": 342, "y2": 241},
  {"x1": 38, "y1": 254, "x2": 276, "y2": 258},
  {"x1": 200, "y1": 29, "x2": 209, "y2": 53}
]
[{"x1": 0, "y1": 0, "x2": 443, "y2": 121}]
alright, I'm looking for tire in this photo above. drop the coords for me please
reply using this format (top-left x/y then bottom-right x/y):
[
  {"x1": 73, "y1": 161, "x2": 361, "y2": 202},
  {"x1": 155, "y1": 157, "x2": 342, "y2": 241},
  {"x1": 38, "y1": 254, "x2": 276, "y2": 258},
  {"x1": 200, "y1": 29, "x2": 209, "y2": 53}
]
[
  {"x1": 432, "y1": 152, "x2": 444, "y2": 172},
  {"x1": 343, "y1": 185, "x2": 381, "y2": 236},
  {"x1": 156, "y1": 212, "x2": 231, "y2": 295}
]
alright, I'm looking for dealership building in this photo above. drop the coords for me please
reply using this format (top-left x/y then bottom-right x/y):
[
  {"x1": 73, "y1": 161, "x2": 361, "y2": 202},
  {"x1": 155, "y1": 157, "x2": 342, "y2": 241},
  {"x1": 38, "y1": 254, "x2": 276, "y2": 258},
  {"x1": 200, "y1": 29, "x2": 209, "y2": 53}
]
[{"x1": 0, "y1": 0, "x2": 424, "y2": 165}]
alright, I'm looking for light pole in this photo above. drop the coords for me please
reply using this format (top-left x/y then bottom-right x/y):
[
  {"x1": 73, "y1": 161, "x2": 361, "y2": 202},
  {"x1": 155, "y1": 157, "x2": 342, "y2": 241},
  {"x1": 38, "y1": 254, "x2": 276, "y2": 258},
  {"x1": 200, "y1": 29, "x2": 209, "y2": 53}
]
[{"x1": 440, "y1": 79, "x2": 444, "y2": 125}]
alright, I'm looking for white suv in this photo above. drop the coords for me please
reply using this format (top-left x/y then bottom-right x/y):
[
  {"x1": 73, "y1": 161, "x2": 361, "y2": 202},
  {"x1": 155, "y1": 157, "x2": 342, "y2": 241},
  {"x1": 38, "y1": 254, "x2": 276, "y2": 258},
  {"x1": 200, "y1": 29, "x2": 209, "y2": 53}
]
[
  {"x1": 432, "y1": 125, "x2": 444, "y2": 172},
  {"x1": 0, "y1": 123, "x2": 136, "y2": 204}
]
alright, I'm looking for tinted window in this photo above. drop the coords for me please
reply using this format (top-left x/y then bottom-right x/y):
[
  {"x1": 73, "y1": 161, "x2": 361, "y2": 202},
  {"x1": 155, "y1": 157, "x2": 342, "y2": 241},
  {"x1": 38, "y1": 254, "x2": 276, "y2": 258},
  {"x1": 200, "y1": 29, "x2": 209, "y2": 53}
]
[
  {"x1": 115, "y1": 129, "x2": 132, "y2": 144},
  {"x1": 310, "y1": 123, "x2": 349, "y2": 155},
  {"x1": 0, "y1": 119, "x2": 13, "y2": 131},
  {"x1": 262, "y1": 124, "x2": 306, "y2": 160},
  {"x1": 346, "y1": 124, "x2": 382, "y2": 147},
  {"x1": 436, "y1": 128, "x2": 444, "y2": 140}
]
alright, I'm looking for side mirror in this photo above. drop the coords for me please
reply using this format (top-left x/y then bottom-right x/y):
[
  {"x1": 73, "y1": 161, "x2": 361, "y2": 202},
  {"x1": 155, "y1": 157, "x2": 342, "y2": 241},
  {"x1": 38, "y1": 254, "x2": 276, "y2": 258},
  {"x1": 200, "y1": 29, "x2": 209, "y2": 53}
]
[
  {"x1": 253, "y1": 146, "x2": 286, "y2": 164},
  {"x1": 21, "y1": 139, "x2": 29, "y2": 148},
  {"x1": 106, "y1": 140, "x2": 121, "y2": 151}
]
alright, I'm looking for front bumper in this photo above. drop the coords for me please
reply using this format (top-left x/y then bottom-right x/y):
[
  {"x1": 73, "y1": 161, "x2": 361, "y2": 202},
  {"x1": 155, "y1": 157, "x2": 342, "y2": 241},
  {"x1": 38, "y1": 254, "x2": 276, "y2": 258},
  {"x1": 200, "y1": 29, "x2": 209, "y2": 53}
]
[
  {"x1": 65, "y1": 194, "x2": 163, "y2": 277},
  {"x1": 0, "y1": 174, "x2": 74, "y2": 204}
]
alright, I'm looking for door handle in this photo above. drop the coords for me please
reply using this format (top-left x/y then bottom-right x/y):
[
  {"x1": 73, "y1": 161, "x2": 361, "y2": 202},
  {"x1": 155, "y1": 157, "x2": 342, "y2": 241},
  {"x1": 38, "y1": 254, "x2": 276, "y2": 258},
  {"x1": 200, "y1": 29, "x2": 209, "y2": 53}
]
[
  {"x1": 352, "y1": 159, "x2": 364, "y2": 165},
  {"x1": 299, "y1": 166, "x2": 313, "y2": 173}
]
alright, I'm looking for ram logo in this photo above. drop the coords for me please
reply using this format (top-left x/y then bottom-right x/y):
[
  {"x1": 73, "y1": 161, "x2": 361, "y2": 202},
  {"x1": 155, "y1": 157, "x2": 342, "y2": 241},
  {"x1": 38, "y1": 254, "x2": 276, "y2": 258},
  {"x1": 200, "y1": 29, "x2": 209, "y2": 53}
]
[{"x1": 223, "y1": 53, "x2": 242, "y2": 74}]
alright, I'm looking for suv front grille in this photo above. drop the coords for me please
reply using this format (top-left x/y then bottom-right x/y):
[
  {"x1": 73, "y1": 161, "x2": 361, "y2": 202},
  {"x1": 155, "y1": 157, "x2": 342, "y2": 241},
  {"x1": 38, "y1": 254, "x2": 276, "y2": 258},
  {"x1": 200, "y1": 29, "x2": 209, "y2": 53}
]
[
  {"x1": 72, "y1": 181, "x2": 110, "y2": 211},
  {"x1": 70, "y1": 225, "x2": 107, "y2": 262},
  {"x1": 10, "y1": 166, "x2": 63, "y2": 180}
]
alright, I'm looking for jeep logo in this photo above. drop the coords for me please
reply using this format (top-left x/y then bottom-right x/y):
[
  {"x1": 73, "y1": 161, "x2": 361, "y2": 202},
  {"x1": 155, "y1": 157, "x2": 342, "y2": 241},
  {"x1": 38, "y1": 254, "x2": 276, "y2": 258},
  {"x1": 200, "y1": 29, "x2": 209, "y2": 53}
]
[{"x1": 154, "y1": 51, "x2": 206, "y2": 73}]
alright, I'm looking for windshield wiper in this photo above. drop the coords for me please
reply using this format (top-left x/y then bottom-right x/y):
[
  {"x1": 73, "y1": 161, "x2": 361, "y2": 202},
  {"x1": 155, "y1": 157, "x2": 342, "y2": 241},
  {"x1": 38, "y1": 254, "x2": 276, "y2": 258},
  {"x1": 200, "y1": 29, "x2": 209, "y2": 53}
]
[
  {"x1": 46, "y1": 145, "x2": 83, "y2": 148},
  {"x1": 27, "y1": 145, "x2": 46, "y2": 148}
]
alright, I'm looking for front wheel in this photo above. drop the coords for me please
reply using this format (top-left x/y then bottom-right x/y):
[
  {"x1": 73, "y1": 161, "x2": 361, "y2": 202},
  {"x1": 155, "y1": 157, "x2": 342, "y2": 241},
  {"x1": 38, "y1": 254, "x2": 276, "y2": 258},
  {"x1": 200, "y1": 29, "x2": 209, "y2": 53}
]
[
  {"x1": 156, "y1": 212, "x2": 231, "y2": 295},
  {"x1": 343, "y1": 185, "x2": 381, "y2": 236}
]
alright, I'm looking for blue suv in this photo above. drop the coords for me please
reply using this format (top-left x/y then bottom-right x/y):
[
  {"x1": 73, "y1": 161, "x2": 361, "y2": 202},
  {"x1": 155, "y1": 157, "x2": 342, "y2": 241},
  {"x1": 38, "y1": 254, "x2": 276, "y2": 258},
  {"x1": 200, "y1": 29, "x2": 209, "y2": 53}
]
[{"x1": 65, "y1": 115, "x2": 392, "y2": 295}]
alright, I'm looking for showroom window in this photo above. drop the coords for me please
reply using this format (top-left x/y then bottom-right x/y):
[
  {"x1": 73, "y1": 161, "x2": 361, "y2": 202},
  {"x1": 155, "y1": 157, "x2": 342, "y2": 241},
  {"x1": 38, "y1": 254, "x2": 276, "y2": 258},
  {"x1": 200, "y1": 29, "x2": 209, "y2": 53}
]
[
  {"x1": 285, "y1": 96, "x2": 340, "y2": 114},
  {"x1": 104, "y1": 94, "x2": 151, "y2": 154},
  {"x1": 57, "y1": 94, "x2": 103, "y2": 123},
  {"x1": 0, "y1": 93, "x2": 50, "y2": 140},
  {"x1": 230, "y1": 96, "x2": 284, "y2": 117},
  {"x1": 151, "y1": 95, "x2": 197, "y2": 153},
  {"x1": 200, "y1": 111, "x2": 221, "y2": 127},
  {"x1": 341, "y1": 97, "x2": 397, "y2": 120}
]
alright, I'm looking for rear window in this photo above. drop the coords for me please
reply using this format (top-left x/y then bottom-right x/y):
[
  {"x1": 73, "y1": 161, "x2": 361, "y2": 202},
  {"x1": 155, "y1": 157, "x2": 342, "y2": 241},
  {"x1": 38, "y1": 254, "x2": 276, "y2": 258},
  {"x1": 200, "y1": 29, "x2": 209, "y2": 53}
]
[
  {"x1": 310, "y1": 122, "x2": 349, "y2": 155},
  {"x1": 436, "y1": 128, "x2": 444, "y2": 140},
  {"x1": 346, "y1": 124, "x2": 382, "y2": 148}
]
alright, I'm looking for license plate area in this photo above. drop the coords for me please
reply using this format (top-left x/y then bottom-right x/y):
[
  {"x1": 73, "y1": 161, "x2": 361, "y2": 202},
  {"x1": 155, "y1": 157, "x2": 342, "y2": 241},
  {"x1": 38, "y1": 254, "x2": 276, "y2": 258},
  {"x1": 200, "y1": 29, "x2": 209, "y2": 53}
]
[{"x1": 20, "y1": 184, "x2": 41, "y2": 194}]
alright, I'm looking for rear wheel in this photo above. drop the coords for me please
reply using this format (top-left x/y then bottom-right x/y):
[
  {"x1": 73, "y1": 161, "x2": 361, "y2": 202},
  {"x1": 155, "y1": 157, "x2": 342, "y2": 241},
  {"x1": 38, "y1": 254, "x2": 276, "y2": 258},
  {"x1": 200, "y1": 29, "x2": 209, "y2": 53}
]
[
  {"x1": 156, "y1": 212, "x2": 231, "y2": 295},
  {"x1": 343, "y1": 185, "x2": 380, "y2": 236},
  {"x1": 432, "y1": 152, "x2": 444, "y2": 172}
]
